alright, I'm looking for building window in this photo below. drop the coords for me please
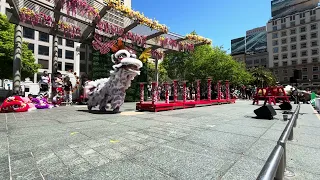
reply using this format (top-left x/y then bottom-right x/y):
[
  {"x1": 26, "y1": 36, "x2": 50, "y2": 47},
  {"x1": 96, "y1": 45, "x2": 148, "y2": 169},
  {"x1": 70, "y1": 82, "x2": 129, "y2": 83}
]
[
  {"x1": 80, "y1": 52, "x2": 86, "y2": 60},
  {"x1": 292, "y1": 60, "x2": 297, "y2": 65},
  {"x1": 274, "y1": 62, "x2": 279, "y2": 67},
  {"x1": 313, "y1": 75, "x2": 319, "y2": 80},
  {"x1": 58, "y1": 62, "x2": 62, "y2": 71},
  {"x1": 283, "y1": 61, "x2": 288, "y2": 66},
  {"x1": 65, "y1": 63, "x2": 74, "y2": 71},
  {"x1": 66, "y1": 40, "x2": 74, "y2": 48},
  {"x1": 273, "y1": 40, "x2": 278, "y2": 46},
  {"x1": 58, "y1": 49, "x2": 62, "y2": 58},
  {"x1": 301, "y1": 42, "x2": 307, "y2": 48},
  {"x1": 300, "y1": 26, "x2": 306, "y2": 32},
  {"x1": 58, "y1": 37, "x2": 62, "y2": 45},
  {"x1": 291, "y1": 44, "x2": 297, "y2": 50},
  {"x1": 312, "y1": 57, "x2": 319, "y2": 63},
  {"x1": 302, "y1": 75, "x2": 308, "y2": 80},
  {"x1": 311, "y1": 24, "x2": 317, "y2": 30},
  {"x1": 302, "y1": 67, "x2": 308, "y2": 72},
  {"x1": 23, "y1": 27, "x2": 35, "y2": 39},
  {"x1": 281, "y1": 18, "x2": 286, "y2": 23},
  {"x1": 283, "y1": 77, "x2": 288, "y2": 82},
  {"x1": 272, "y1": 33, "x2": 278, "y2": 39},
  {"x1": 313, "y1": 66, "x2": 319, "y2": 72},
  {"x1": 301, "y1": 51, "x2": 308, "y2": 57},
  {"x1": 281, "y1": 46, "x2": 288, "y2": 51},
  {"x1": 312, "y1": 49, "x2": 319, "y2": 55},
  {"x1": 65, "y1": 50, "x2": 74, "y2": 60},
  {"x1": 290, "y1": 36, "x2": 296, "y2": 42},
  {"x1": 311, "y1": 41, "x2": 318, "y2": 47},
  {"x1": 272, "y1": 21, "x2": 278, "y2": 26},
  {"x1": 28, "y1": 43, "x2": 34, "y2": 53},
  {"x1": 38, "y1": 45, "x2": 49, "y2": 56},
  {"x1": 291, "y1": 52, "x2": 297, "y2": 58},
  {"x1": 300, "y1": 19, "x2": 305, "y2": 24},
  {"x1": 283, "y1": 69, "x2": 288, "y2": 74},
  {"x1": 273, "y1": 55, "x2": 279, "y2": 60},
  {"x1": 282, "y1": 54, "x2": 288, "y2": 59},
  {"x1": 300, "y1": 35, "x2": 306, "y2": 41},
  {"x1": 39, "y1": 32, "x2": 49, "y2": 42},
  {"x1": 273, "y1": 26, "x2": 277, "y2": 31},
  {"x1": 290, "y1": 15, "x2": 295, "y2": 21},
  {"x1": 281, "y1": 38, "x2": 287, "y2": 44},
  {"x1": 302, "y1": 59, "x2": 308, "y2": 64},
  {"x1": 311, "y1": 32, "x2": 318, "y2": 39},
  {"x1": 274, "y1": 70, "x2": 278, "y2": 74},
  {"x1": 290, "y1": 29, "x2": 296, "y2": 35},
  {"x1": 38, "y1": 59, "x2": 49, "y2": 69},
  {"x1": 310, "y1": 10, "x2": 316, "y2": 15},
  {"x1": 281, "y1": 31, "x2": 287, "y2": 37}
]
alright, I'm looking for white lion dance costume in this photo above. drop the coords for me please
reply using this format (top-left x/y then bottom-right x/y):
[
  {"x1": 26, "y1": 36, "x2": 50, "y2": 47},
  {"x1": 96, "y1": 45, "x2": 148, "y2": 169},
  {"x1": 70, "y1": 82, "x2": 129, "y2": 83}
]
[{"x1": 85, "y1": 42, "x2": 143, "y2": 113}]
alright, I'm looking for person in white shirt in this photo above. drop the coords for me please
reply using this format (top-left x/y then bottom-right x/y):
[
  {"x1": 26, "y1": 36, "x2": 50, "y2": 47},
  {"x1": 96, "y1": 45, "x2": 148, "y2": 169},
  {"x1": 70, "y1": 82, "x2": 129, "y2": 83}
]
[{"x1": 40, "y1": 71, "x2": 50, "y2": 93}]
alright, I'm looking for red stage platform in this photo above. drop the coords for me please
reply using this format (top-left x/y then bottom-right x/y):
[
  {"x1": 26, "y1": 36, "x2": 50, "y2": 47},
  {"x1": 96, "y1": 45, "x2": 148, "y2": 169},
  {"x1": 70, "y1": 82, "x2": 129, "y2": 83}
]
[
  {"x1": 136, "y1": 79, "x2": 236, "y2": 112},
  {"x1": 136, "y1": 99, "x2": 236, "y2": 112}
]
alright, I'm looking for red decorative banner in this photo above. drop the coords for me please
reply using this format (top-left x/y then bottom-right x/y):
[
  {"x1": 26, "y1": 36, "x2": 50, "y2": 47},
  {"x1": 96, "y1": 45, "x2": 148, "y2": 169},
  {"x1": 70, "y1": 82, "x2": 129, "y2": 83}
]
[
  {"x1": 19, "y1": 8, "x2": 81, "y2": 38},
  {"x1": 92, "y1": 34, "x2": 117, "y2": 54},
  {"x1": 96, "y1": 20, "x2": 195, "y2": 53}
]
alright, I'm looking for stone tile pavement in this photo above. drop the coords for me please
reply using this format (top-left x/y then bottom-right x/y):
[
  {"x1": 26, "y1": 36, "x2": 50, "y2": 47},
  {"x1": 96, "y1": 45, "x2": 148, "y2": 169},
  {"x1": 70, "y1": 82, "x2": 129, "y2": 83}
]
[{"x1": 0, "y1": 100, "x2": 319, "y2": 179}]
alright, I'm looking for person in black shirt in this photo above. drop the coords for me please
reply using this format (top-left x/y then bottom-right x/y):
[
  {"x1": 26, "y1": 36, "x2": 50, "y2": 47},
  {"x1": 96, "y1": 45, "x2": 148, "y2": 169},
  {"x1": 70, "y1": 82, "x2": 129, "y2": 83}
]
[{"x1": 63, "y1": 76, "x2": 73, "y2": 104}]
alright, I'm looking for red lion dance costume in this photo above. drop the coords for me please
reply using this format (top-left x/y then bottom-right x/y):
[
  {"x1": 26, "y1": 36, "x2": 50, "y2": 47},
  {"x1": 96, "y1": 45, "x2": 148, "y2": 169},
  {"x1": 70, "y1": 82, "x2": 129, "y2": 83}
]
[{"x1": 0, "y1": 96, "x2": 30, "y2": 113}]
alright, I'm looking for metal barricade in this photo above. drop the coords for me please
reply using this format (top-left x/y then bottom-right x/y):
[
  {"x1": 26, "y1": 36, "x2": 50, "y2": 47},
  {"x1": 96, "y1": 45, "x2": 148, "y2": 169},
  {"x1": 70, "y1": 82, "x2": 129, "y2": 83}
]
[{"x1": 257, "y1": 104, "x2": 300, "y2": 180}]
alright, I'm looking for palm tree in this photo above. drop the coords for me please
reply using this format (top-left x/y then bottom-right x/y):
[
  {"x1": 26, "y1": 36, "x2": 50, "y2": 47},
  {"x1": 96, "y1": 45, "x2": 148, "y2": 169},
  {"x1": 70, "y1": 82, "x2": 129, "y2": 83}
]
[{"x1": 249, "y1": 66, "x2": 276, "y2": 87}]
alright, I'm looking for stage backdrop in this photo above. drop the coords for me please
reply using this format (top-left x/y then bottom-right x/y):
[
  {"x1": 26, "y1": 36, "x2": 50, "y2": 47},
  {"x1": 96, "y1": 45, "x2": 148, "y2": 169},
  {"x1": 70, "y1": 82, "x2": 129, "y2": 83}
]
[
  {"x1": 91, "y1": 44, "x2": 148, "y2": 102},
  {"x1": 271, "y1": 0, "x2": 319, "y2": 18}
]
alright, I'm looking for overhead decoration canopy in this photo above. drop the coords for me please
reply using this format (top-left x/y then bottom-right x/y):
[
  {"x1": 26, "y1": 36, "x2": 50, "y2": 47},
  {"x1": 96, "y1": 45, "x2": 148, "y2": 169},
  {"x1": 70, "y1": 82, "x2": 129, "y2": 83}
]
[{"x1": 6, "y1": 0, "x2": 212, "y2": 57}]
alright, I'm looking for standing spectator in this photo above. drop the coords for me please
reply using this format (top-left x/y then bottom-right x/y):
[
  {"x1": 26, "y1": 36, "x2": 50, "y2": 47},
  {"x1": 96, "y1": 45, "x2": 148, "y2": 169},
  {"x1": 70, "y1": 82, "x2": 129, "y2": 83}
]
[
  {"x1": 40, "y1": 71, "x2": 50, "y2": 93},
  {"x1": 63, "y1": 76, "x2": 73, "y2": 105}
]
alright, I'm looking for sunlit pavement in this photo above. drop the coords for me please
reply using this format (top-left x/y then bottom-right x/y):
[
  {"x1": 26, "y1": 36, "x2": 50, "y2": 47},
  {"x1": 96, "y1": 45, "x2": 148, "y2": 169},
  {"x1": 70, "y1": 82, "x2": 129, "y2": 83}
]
[{"x1": 0, "y1": 101, "x2": 319, "y2": 179}]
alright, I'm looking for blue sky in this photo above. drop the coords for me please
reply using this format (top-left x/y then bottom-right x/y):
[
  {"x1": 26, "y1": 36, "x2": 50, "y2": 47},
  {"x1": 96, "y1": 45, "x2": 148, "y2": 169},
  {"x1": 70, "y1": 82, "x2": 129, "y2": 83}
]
[{"x1": 132, "y1": 0, "x2": 271, "y2": 53}]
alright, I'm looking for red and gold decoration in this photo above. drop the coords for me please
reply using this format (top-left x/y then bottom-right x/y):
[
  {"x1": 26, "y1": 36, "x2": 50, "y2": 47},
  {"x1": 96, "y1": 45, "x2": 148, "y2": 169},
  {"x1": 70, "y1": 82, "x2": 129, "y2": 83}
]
[
  {"x1": 207, "y1": 79, "x2": 212, "y2": 100},
  {"x1": 139, "y1": 83, "x2": 144, "y2": 103},
  {"x1": 19, "y1": 7, "x2": 81, "y2": 38},
  {"x1": 105, "y1": 0, "x2": 168, "y2": 33},
  {"x1": 186, "y1": 34, "x2": 212, "y2": 45},
  {"x1": 60, "y1": 0, "x2": 100, "y2": 20},
  {"x1": 196, "y1": 80, "x2": 201, "y2": 101}
]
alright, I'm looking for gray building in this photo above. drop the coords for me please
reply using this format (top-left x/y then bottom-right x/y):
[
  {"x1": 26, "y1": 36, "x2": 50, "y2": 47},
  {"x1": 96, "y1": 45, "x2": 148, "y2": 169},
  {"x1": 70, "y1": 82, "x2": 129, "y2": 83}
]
[
  {"x1": 245, "y1": 52, "x2": 268, "y2": 68},
  {"x1": 267, "y1": 6, "x2": 320, "y2": 88}
]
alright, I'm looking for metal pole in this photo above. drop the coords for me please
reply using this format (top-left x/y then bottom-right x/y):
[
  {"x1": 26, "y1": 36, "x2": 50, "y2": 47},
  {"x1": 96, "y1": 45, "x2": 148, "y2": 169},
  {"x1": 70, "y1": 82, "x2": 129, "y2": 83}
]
[
  {"x1": 154, "y1": 59, "x2": 159, "y2": 85},
  {"x1": 13, "y1": 25, "x2": 22, "y2": 95},
  {"x1": 275, "y1": 151, "x2": 285, "y2": 180}
]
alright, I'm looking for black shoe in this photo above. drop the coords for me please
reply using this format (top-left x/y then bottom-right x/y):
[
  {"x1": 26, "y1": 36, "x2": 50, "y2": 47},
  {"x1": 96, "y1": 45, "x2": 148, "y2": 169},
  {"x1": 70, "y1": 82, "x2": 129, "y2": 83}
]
[{"x1": 112, "y1": 107, "x2": 120, "y2": 114}]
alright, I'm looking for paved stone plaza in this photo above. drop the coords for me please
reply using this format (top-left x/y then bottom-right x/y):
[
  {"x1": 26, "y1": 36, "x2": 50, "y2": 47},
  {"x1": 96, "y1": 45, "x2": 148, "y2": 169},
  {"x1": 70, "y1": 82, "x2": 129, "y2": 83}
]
[{"x1": 0, "y1": 100, "x2": 320, "y2": 180}]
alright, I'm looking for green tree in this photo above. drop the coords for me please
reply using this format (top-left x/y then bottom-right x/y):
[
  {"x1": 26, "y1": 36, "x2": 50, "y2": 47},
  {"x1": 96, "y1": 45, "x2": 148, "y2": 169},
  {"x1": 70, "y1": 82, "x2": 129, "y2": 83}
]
[
  {"x1": 181, "y1": 45, "x2": 252, "y2": 86},
  {"x1": 249, "y1": 66, "x2": 276, "y2": 87},
  {"x1": 0, "y1": 13, "x2": 40, "y2": 79},
  {"x1": 147, "y1": 61, "x2": 170, "y2": 83}
]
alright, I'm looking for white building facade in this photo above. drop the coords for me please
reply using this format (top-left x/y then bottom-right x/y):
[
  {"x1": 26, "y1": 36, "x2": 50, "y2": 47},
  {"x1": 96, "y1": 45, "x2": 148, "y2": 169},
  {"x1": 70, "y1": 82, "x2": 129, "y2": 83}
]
[
  {"x1": 267, "y1": 7, "x2": 320, "y2": 88},
  {"x1": 0, "y1": 0, "x2": 131, "y2": 82}
]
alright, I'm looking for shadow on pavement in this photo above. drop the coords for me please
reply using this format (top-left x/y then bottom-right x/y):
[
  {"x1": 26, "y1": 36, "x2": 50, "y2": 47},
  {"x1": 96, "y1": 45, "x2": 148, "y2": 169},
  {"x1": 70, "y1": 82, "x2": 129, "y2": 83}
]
[{"x1": 77, "y1": 109, "x2": 120, "y2": 114}]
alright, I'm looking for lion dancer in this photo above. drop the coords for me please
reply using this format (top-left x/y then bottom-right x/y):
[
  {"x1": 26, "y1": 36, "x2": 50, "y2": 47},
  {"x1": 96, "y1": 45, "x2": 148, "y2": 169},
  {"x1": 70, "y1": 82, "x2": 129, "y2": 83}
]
[{"x1": 86, "y1": 40, "x2": 143, "y2": 113}]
